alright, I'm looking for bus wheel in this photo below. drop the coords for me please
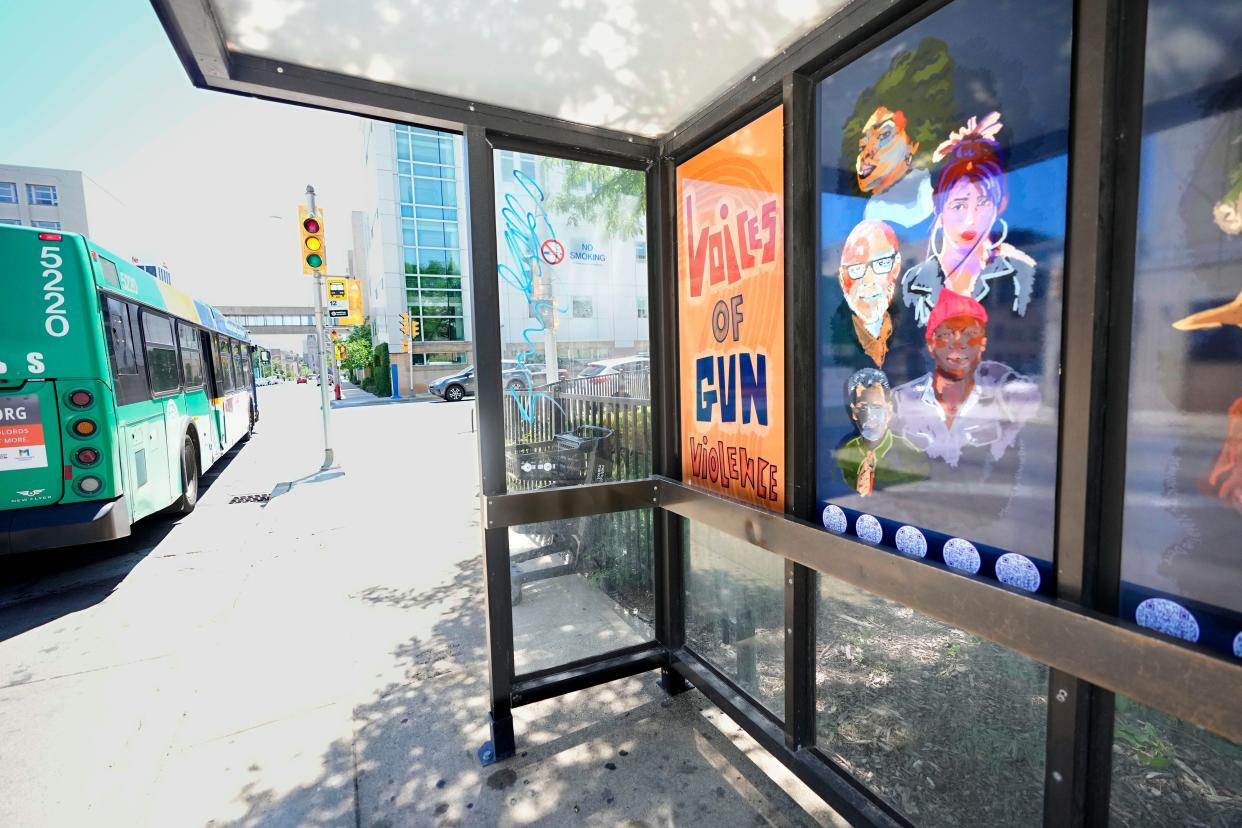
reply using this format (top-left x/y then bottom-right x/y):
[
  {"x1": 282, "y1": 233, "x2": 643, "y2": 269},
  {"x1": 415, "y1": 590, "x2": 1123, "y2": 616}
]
[
  {"x1": 173, "y1": 436, "x2": 199, "y2": 514},
  {"x1": 241, "y1": 403, "x2": 255, "y2": 442}
]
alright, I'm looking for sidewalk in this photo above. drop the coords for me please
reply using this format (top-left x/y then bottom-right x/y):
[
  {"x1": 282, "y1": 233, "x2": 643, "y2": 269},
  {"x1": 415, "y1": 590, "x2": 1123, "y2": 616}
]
[{"x1": 0, "y1": 382, "x2": 840, "y2": 826}]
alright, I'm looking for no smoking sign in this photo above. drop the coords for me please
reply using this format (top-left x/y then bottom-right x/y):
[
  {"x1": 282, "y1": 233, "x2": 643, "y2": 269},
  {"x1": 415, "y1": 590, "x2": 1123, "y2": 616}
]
[{"x1": 540, "y1": 238, "x2": 564, "y2": 265}]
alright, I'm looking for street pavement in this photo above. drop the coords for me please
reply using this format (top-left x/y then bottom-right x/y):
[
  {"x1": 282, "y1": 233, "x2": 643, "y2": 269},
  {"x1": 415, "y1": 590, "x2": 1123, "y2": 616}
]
[{"x1": 0, "y1": 381, "x2": 840, "y2": 827}]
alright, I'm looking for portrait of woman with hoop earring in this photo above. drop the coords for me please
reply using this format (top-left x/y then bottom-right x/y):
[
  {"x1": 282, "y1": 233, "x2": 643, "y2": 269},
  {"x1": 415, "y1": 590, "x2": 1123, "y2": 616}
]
[{"x1": 900, "y1": 112, "x2": 1037, "y2": 329}]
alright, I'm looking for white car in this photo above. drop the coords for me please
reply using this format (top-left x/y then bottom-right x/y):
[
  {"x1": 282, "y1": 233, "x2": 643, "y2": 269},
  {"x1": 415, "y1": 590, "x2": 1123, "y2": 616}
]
[{"x1": 575, "y1": 356, "x2": 649, "y2": 397}]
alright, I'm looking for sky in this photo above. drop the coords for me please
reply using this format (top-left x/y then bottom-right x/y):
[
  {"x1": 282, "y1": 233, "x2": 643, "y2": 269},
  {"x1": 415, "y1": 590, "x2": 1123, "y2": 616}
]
[{"x1": 0, "y1": 0, "x2": 370, "y2": 348}]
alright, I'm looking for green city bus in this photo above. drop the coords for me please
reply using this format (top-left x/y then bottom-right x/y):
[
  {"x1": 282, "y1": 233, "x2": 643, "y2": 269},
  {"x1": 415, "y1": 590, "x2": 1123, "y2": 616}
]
[{"x1": 0, "y1": 224, "x2": 257, "y2": 553}]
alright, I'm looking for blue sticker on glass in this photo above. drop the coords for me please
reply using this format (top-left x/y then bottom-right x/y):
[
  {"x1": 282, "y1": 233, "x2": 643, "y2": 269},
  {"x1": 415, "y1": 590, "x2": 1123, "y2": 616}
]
[
  {"x1": 1135, "y1": 598, "x2": 1200, "y2": 643},
  {"x1": 855, "y1": 513, "x2": 883, "y2": 544},
  {"x1": 943, "y1": 538, "x2": 981, "y2": 574},
  {"x1": 895, "y1": 525, "x2": 927, "y2": 558},
  {"x1": 995, "y1": 553, "x2": 1041, "y2": 592},
  {"x1": 1234, "y1": 632, "x2": 1242, "y2": 659},
  {"x1": 823, "y1": 505, "x2": 847, "y2": 534}
]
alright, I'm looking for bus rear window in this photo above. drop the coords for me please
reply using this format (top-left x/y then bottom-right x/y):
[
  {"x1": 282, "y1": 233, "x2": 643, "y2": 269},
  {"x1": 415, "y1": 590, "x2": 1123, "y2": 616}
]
[{"x1": 96, "y1": 257, "x2": 120, "y2": 288}]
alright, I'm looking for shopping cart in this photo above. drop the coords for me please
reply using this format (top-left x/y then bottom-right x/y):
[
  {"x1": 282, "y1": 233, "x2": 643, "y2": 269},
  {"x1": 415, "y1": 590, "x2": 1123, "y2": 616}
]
[
  {"x1": 506, "y1": 425, "x2": 614, "y2": 604},
  {"x1": 506, "y1": 424, "x2": 614, "y2": 487}
]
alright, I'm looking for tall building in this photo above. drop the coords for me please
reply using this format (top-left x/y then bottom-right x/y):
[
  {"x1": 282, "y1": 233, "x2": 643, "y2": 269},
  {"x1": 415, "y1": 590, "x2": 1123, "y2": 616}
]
[
  {"x1": 361, "y1": 122, "x2": 471, "y2": 393},
  {"x1": 359, "y1": 123, "x2": 648, "y2": 394},
  {"x1": 0, "y1": 164, "x2": 135, "y2": 255}
]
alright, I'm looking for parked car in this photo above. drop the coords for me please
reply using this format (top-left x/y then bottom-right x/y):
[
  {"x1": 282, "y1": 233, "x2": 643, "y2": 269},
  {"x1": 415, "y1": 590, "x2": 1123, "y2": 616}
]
[
  {"x1": 576, "y1": 356, "x2": 650, "y2": 397},
  {"x1": 429, "y1": 366, "x2": 475, "y2": 401},
  {"x1": 500, "y1": 360, "x2": 569, "y2": 394},
  {"x1": 296, "y1": 376, "x2": 308, "y2": 384},
  {"x1": 429, "y1": 360, "x2": 568, "y2": 402}
]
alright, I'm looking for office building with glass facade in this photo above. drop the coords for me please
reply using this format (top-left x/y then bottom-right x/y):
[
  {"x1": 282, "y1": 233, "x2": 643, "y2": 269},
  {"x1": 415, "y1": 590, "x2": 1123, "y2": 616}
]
[{"x1": 361, "y1": 123, "x2": 649, "y2": 393}]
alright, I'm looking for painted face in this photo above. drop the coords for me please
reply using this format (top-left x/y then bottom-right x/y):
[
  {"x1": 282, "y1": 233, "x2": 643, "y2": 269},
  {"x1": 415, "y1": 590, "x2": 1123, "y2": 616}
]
[
  {"x1": 928, "y1": 317, "x2": 986, "y2": 381},
  {"x1": 839, "y1": 222, "x2": 901, "y2": 325},
  {"x1": 940, "y1": 179, "x2": 998, "y2": 250},
  {"x1": 857, "y1": 108, "x2": 916, "y2": 194},
  {"x1": 850, "y1": 384, "x2": 891, "y2": 442}
]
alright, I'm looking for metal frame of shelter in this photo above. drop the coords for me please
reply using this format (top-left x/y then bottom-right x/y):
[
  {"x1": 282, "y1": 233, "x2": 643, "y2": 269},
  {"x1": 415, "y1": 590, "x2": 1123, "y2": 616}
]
[{"x1": 154, "y1": 0, "x2": 1241, "y2": 824}]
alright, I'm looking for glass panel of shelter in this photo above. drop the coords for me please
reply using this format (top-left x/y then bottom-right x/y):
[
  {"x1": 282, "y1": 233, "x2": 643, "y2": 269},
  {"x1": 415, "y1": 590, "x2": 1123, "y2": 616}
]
[
  {"x1": 491, "y1": 148, "x2": 655, "y2": 676},
  {"x1": 670, "y1": 0, "x2": 1078, "y2": 820}
]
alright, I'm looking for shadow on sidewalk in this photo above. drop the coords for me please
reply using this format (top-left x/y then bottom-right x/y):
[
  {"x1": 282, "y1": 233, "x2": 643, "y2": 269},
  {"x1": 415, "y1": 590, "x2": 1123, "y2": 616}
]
[
  {"x1": 226, "y1": 558, "x2": 826, "y2": 826},
  {"x1": 0, "y1": 444, "x2": 247, "y2": 647}
]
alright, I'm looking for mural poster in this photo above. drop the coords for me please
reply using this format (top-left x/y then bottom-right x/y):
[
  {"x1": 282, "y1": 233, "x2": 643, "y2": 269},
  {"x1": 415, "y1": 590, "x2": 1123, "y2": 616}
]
[
  {"x1": 677, "y1": 106, "x2": 785, "y2": 510},
  {"x1": 1117, "y1": 0, "x2": 1242, "y2": 660},
  {"x1": 814, "y1": 0, "x2": 1073, "y2": 594}
]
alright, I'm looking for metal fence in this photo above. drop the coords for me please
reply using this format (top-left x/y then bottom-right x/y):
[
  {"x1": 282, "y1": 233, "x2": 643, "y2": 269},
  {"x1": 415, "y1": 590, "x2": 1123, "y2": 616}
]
[
  {"x1": 502, "y1": 374, "x2": 656, "y2": 615},
  {"x1": 501, "y1": 376, "x2": 653, "y2": 490}
]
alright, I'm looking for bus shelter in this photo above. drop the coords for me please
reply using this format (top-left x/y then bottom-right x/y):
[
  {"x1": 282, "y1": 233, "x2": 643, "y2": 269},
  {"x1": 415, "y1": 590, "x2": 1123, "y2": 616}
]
[{"x1": 155, "y1": 1, "x2": 1242, "y2": 824}]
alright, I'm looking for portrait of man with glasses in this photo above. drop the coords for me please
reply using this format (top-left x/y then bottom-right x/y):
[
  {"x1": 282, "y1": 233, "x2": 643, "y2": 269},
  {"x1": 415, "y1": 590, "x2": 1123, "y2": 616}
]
[{"x1": 835, "y1": 219, "x2": 904, "y2": 368}]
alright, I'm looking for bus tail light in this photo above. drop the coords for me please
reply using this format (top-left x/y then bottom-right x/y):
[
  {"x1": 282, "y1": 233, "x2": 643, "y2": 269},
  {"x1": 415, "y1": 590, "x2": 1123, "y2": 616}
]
[
  {"x1": 76, "y1": 476, "x2": 103, "y2": 495},
  {"x1": 37, "y1": 233, "x2": 62, "y2": 241},
  {"x1": 68, "y1": 389, "x2": 94, "y2": 408},
  {"x1": 74, "y1": 447, "x2": 101, "y2": 466},
  {"x1": 71, "y1": 419, "x2": 97, "y2": 437}
]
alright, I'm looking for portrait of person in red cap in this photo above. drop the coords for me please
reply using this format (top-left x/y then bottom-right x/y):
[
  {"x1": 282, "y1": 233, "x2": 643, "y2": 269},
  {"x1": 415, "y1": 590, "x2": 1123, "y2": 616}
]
[{"x1": 890, "y1": 291, "x2": 1040, "y2": 467}]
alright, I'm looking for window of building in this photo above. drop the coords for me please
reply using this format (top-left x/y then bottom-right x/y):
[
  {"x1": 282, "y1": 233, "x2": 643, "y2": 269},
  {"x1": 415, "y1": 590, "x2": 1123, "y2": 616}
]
[
  {"x1": 413, "y1": 177, "x2": 456, "y2": 208},
  {"x1": 636, "y1": 296, "x2": 648, "y2": 319},
  {"x1": 140, "y1": 311, "x2": 180, "y2": 395},
  {"x1": 421, "y1": 352, "x2": 468, "y2": 365},
  {"x1": 0, "y1": 219, "x2": 20, "y2": 226},
  {"x1": 102, "y1": 295, "x2": 149, "y2": 405},
  {"x1": 0, "y1": 182, "x2": 16, "y2": 204},
  {"x1": 572, "y1": 297, "x2": 593, "y2": 318},
  {"x1": 421, "y1": 318, "x2": 464, "y2": 341},
  {"x1": 31, "y1": 221, "x2": 61, "y2": 230},
  {"x1": 177, "y1": 322, "x2": 205, "y2": 388},
  {"x1": 26, "y1": 183, "x2": 58, "y2": 206}
]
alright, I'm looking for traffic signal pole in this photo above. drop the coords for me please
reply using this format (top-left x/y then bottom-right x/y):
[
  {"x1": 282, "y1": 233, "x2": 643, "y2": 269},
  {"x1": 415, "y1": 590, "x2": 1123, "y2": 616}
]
[{"x1": 306, "y1": 185, "x2": 335, "y2": 470}]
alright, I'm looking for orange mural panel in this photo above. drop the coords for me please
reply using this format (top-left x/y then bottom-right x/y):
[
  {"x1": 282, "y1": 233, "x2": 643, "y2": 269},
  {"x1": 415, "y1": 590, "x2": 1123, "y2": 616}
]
[{"x1": 677, "y1": 106, "x2": 785, "y2": 510}]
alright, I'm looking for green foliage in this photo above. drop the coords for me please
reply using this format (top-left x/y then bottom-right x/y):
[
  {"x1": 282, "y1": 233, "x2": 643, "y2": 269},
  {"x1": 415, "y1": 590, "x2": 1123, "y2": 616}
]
[
  {"x1": 1116, "y1": 718, "x2": 1176, "y2": 769},
  {"x1": 342, "y1": 322, "x2": 373, "y2": 373},
  {"x1": 542, "y1": 158, "x2": 646, "y2": 239},
  {"x1": 839, "y1": 37, "x2": 958, "y2": 178},
  {"x1": 368, "y1": 342, "x2": 391, "y2": 397}
]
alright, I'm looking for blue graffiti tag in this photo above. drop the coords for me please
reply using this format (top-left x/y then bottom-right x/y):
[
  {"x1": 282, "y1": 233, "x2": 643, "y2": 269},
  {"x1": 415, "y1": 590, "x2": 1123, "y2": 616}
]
[{"x1": 497, "y1": 169, "x2": 567, "y2": 422}]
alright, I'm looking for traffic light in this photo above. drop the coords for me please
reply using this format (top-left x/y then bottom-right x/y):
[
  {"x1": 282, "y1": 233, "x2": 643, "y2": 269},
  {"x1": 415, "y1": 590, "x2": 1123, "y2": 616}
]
[
  {"x1": 410, "y1": 319, "x2": 420, "y2": 339},
  {"x1": 398, "y1": 312, "x2": 411, "y2": 336},
  {"x1": 330, "y1": 329, "x2": 339, "y2": 342},
  {"x1": 298, "y1": 206, "x2": 326, "y2": 275}
]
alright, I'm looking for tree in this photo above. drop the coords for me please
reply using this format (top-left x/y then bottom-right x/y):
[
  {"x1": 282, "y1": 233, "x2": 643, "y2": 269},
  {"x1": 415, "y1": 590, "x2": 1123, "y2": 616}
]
[
  {"x1": 542, "y1": 158, "x2": 646, "y2": 240},
  {"x1": 342, "y1": 322, "x2": 373, "y2": 373}
]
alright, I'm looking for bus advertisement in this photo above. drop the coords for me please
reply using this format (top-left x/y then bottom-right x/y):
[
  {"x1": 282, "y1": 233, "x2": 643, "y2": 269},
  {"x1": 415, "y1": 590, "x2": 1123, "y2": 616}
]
[{"x1": 0, "y1": 224, "x2": 257, "y2": 554}]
